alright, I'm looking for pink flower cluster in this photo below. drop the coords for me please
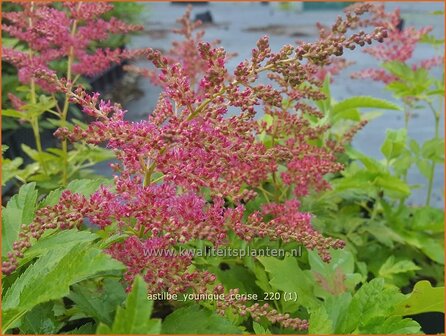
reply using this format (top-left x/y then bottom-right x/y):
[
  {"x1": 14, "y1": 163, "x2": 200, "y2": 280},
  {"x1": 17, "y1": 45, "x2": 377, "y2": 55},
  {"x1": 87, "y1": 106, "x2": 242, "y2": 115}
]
[
  {"x1": 2, "y1": 2, "x2": 142, "y2": 92},
  {"x1": 351, "y1": 4, "x2": 443, "y2": 84},
  {"x1": 4, "y1": 4, "x2": 389, "y2": 330},
  {"x1": 125, "y1": 6, "x2": 236, "y2": 96}
]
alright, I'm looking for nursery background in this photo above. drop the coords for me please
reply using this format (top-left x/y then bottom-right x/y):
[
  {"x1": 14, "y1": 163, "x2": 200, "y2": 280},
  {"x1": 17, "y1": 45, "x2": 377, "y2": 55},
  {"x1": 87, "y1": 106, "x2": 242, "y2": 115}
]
[{"x1": 1, "y1": 1, "x2": 445, "y2": 335}]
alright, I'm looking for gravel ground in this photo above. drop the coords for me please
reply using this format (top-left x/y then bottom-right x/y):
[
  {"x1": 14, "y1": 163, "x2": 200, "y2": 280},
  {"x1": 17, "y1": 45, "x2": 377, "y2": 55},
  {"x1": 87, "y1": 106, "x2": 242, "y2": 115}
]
[{"x1": 98, "y1": 1, "x2": 444, "y2": 207}]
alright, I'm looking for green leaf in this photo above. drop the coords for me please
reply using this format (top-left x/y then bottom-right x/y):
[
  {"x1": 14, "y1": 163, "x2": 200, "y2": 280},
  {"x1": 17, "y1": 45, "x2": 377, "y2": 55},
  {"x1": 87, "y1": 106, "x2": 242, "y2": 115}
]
[
  {"x1": 2, "y1": 157, "x2": 23, "y2": 185},
  {"x1": 252, "y1": 321, "x2": 271, "y2": 334},
  {"x1": 378, "y1": 256, "x2": 420, "y2": 279},
  {"x1": 2, "y1": 183, "x2": 38, "y2": 256},
  {"x1": 2, "y1": 109, "x2": 26, "y2": 119},
  {"x1": 394, "y1": 280, "x2": 444, "y2": 315},
  {"x1": 66, "y1": 323, "x2": 95, "y2": 334},
  {"x1": 20, "y1": 302, "x2": 63, "y2": 334},
  {"x1": 374, "y1": 174, "x2": 411, "y2": 199},
  {"x1": 338, "y1": 278, "x2": 406, "y2": 333},
  {"x1": 333, "y1": 96, "x2": 401, "y2": 115},
  {"x1": 332, "y1": 108, "x2": 361, "y2": 123},
  {"x1": 308, "y1": 249, "x2": 361, "y2": 294},
  {"x1": 381, "y1": 129, "x2": 407, "y2": 161},
  {"x1": 66, "y1": 178, "x2": 111, "y2": 197},
  {"x1": 21, "y1": 144, "x2": 57, "y2": 162},
  {"x1": 258, "y1": 256, "x2": 319, "y2": 309},
  {"x1": 365, "y1": 222, "x2": 405, "y2": 248},
  {"x1": 69, "y1": 279, "x2": 126, "y2": 326},
  {"x1": 2, "y1": 243, "x2": 124, "y2": 331},
  {"x1": 384, "y1": 62, "x2": 433, "y2": 98},
  {"x1": 18, "y1": 229, "x2": 98, "y2": 268},
  {"x1": 358, "y1": 316, "x2": 421, "y2": 334},
  {"x1": 409, "y1": 139, "x2": 420, "y2": 155},
  {"x1": 162, "y1": 304, "x2": 242, "y2": 334},
  {"x1": 309, "y1": 305, "x2": 333, "y2": 334},
  {"x1": 411, "y1": 206, "x2": 444, "y2": 233},
  {"x1": 324, "y1": 293, "x2": 352, "y2": 333},
  {"x1": 421, "y1": 138, "x2": 444, "y2": 162},
  {"x1": 416, "y1": 158, "x2": 432, "y2": 179},
  {"x1": 21, "y1": 95, "x2": 56, "y2": 119},
  {"x1": 96, "y1": 276, "x2": 160, "y2": 334},
  {"x1": 420, "y1": 34, "x2": 445, "y2": 46},
  {"x1": 419, "y1": 236, "x2": 444, "y2": 264},
  {"x1": 383, "y1": 61, "x2": 412, "y2": 79}
]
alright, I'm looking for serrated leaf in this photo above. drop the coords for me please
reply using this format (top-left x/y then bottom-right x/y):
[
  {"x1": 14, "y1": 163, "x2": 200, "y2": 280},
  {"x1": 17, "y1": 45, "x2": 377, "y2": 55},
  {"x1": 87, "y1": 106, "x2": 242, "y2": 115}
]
[
  {"x1": 252, "y1": 321, "x2": 271, "y2": 334},
  {"x1": 18, "y1": 229, "x2": 98, "y2": 268},
  {"x1": 20, "y1": 302, "x2": 63, "y2": 334},
  {"x1": 381, "y1": 129, "x2": 407, "y2": 161},
  {"x1": 2, "y1": 183, "x2": 38, "y2": 256},
  {"x1": 374, "y1": 174, "x2": 411, "y2": 198},
  {"x1": 69, "y1": 279, "x2": 126, "y2": 326},
  {"x1": 421, "y1": 138, "x2": 444, "y2": 162},
  {"x1": 309, "y1": 305, "x2": 333, "y2": 334},
  {"x1": 2, "y1": 243, "x2": 124, "y2": 331},
  {"x1": 394, "y1": 280, "x2": 444, "y2": 315},
  {"x1": 358, "y1": 316, "x2": 421, "y2": 334},
  {"x1": 338, "y1": 278, "x2": 405, "y2": 333},
  {"x1": 258, "y1": 256, "x2": 319, "y2": 309},
  {"x1": 2, "y1": 157, "x2": 23, "y2": 185},
  {"x1": 378, "y1": 256, "x2": 420, "y2": 279},
  {"x1": 96, "y1": 276, "x2": 160, "y2": 334},
  {"x1": 333, "y1": 96, "x2": 401, "y2": 115},
  {"x1": 411, "y1": 207, "x2": 444, "y2": 233},
  {"x1": 308, "y1": 249, "x2": 362, "y2": 294},
  {"x1": 162, "y1": 304, "x2": 241, "y2": 334},
  {"x1": 66, "y1": 178, "x2": 111, "y2": 197}
]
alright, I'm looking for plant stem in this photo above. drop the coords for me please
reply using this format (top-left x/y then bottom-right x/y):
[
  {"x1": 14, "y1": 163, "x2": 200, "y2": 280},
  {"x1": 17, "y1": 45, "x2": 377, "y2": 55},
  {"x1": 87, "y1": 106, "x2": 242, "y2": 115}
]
[
  {"x1": 425, "y1": 101, "x2": 440, "y2": 206},
  {"x1": 60, "y1": 13, "x2": 79, "y2": 186},
  {"x1": 28, "y1": 4, "x2": 48, "y2": 175}
]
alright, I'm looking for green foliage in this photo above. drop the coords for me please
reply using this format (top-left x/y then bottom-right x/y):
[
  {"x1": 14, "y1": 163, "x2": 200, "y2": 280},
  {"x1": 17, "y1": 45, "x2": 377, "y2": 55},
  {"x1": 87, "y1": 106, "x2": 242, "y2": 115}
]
[
  {"x1": 332, "y1": 96, "x2": 401, "y2": 115},
  {"x1": 310, "y1": 278, "x2": 422, "y2": 334},
  {"x1": 394, "y1": 280, "x2": 445, "y2": 315},
  {"x1": 381, "y1": 129, "x2": 407, "y2": 162},
  {"x1": 162, "y1": 305, "x2": 242, "y2": 334},
  {"x1": 2, "y1": 239, "x2": 124, "y2": 332},
  {"x1": 97, "y1": 276, "x2": 161, "y2": 334},
  {"x1": 2, "y1": 183, "x2": 38, "y2": 256},
  {"x1": 20, "y1": 302, "x2": 64, "y2": 334},
  {"x1": 378, "y1": 256, "x2": 420, "y2": 281},
  {"x1": 258, "y1": 256, "x2": 319, "y2": 309}
]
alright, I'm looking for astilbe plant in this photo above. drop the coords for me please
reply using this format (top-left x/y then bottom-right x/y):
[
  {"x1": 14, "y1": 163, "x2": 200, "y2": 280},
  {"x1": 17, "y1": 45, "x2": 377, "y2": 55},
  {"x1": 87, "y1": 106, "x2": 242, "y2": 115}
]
[
  {"x1": 3, "y1": 4, "x2": 388, "y2": 331},
  {"x1": 125, "y1": 6, "x2": 236, "y2": 93},
  {"x1": 2, "y1": 2, "x2": 142, "y2": 185},
  {"x1": 350, "y1": 3, "x2": 442, "y2": 85},
  {"x1": 3, "y1": 2, "x2": 142, "y2": 89}
]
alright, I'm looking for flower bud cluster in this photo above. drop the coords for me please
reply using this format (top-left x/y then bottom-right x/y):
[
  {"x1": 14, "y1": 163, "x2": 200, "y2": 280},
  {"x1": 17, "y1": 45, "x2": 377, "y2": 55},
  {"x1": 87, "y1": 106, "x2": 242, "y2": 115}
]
[
  {"x1": 350, "y1": 4, "x2": 442, "y2": 84},
  {"x1": 2, "y1": 191, "x2": 89, "y2": 274},
  {"x1": 126, "y1": 5, "x2": 235, "y2": 97},
  {"x1": 233, "y1": 200, "x2": 345, "y2": 262},
  {"x1": 215, "y1": 288, "x2": 309, "y2": 330},
  {"x1": 2, "y1": 2, "x2": 143, "y2": 92}
]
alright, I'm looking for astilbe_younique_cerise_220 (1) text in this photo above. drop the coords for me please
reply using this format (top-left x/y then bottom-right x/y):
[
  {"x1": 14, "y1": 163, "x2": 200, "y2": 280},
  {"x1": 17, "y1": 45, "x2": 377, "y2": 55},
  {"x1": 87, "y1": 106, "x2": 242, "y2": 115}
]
[{"x1": 2, "y1": 3, "x2": 388, "y2": 331}]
